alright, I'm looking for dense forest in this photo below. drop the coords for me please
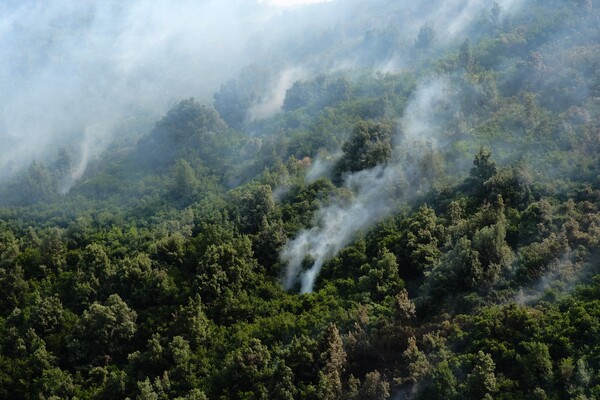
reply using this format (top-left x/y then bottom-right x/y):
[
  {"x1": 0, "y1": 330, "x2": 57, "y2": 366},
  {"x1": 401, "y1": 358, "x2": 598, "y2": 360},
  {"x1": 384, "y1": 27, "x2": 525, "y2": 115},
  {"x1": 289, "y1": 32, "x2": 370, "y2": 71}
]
[{"x1": 1, "y1": 0, "x2": 600, "y2": 398}]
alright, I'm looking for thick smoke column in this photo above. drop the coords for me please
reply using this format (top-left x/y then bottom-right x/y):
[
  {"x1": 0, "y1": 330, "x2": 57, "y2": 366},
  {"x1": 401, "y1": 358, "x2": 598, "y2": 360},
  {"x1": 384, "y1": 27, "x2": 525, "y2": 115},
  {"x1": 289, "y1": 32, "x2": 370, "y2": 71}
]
[{"x1": 282, "y1": 78, "x2": 452, "y2": 293}]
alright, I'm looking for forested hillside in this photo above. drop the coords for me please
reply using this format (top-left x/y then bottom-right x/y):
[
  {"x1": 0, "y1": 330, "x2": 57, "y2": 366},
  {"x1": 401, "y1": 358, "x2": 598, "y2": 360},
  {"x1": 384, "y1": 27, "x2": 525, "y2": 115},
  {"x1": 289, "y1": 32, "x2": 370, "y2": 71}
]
[{"x1": 1, "y1": 0, "x2": 600, "y2": 399}]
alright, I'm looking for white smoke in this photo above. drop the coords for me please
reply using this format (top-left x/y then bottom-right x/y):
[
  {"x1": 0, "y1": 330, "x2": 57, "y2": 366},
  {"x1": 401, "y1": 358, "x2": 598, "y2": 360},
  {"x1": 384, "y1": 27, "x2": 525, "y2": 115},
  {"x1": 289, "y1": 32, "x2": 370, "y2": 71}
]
[
  {"x1": 305, "y1": 149, "x2": 344, "y2": 183},
  {"x1": 260, "y1": 0, "x2": 335, "y2": 7},
  {"x1": 281, "y1": 78, "x2": 452, "y2": 293},
  {"x1": 416, "y1": 0, "x2": 523, "y2": 42},
  {"x1": 0, "y1": 0, "x2": 526, "y2": 187},
  {"x1": 0, "y1": 0, "x2": 320, "y2": 184},
  {"x1": 249, "y1": 68, "x2": 307, "y2": 121}
]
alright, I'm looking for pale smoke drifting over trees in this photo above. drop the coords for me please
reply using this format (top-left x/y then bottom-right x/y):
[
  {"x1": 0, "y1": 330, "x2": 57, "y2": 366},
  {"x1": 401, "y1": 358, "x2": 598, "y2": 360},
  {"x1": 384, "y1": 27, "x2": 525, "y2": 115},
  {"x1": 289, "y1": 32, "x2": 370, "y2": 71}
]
[
  {"x1": 0, "y1": 0, "x2": 522, "y2": 188},
  {"x1": 2, "y1": 1, "x2": 598, "y2": 398},
  {"x1": 0, "y1": 0, "x2": 253, "y2": 181},
  {"x1": 278, "y1": 0, "x2": 526, "y2": 293},
  {"x1": 248, "y1": 68, "x2": 307, "y2": 121},
  {"x1": 282, "y1": 79, "x2": 452, "y2": 293},
  {"x1": 0, "y1": 0, "x2": 329, "y2": 184}
]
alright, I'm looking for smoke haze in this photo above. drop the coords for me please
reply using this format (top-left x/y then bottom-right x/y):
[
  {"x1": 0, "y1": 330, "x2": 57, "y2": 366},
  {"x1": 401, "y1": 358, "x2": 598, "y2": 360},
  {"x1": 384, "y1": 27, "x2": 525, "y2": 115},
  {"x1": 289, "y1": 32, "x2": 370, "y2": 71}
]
[
  {"x1": 276, "y1": 0, "x2": 546, "y2": 293},
  {"x1": 0, "y1": 0, "x2": 336, "y2": 183},
  {"x1": 282, "y1": 78, "x2": 452, "y2": 292},
  {"x1": 0, "y1": 0, "x2": 526, "y2": 186}
]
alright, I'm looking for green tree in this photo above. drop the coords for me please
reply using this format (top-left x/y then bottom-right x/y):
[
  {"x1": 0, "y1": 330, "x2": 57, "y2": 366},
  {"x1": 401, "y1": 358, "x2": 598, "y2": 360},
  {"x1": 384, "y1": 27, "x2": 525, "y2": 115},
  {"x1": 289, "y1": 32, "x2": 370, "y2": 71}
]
[
  {"x1": 152, "y1": 233, "x2": 186, "y2": 266},
  {"x1": 70, "y1": 294, "x2": 137, "y2": 363},
  {"x1": 252, "y1": 216, "x2": 287, "y2": 274},
  {"x1": 29, "y1": 295, "x2": 65, "y2": 335},
  {"x1": 425, "y1": 236, "x2": 482, "y2": 302},
  {"x1": 79, "y1": 242, "x2": 113, "y2": 281},
  {"x1": 429, "y1": 360, "x2": 457, "y2": 400},
  {"x1": 21, "y1": 161, "x2": 56, "y2": 204},
  {"x1": 471, "y1": 211, "x2": 514, "y2": 284},
  {"x1": 317, "y1": 324, "x2": 347, "y2": 400},
  {"x1": 40, "y1": 227, "x2": 67, "y2": 271},
  {"x1": 171, "y1": 159, "x2": 198, "y2": 202},
  {"x1": 518, "y1": 199, "x2": 553, "y2": 245},
  {"x1": 96, "y1": 368, "x2": 128, "y2": 399},
  {"x1": 221, "y1": 338, "x2": 273, "y2": 398},
  {"x1": 52, "y1": 147, "x2": 74, "y2": 191},
  {"x1": 213, "y1": 64, "x2": 271, "y2": 129},
  {"x1": 171, "y1": 295, "x2": 210, "y2": 349},
  {"x1": 334, "y1": 121, "x2": 393, "y2": 181},
  {"x1": 359, "y1": 248, "x2": 403, "y2": 300},
  {"x1": 401, "y1": 336, "x2": 430, "y2": 386},
  {"x1": 517, "y1": 233, "x2": 570, "y2": 282},
  {"x1": 34, "y1": 367, "x2": 75, "y2": 399},
  {"x1": 359, "y1": 370, "x2": 390, "y2": 400},
  {"x1": 459, "y1": 38, "x2": 474, "y2": 73},
  {"x1": 195, "y1": 235, "x2": 255, "y2": 303},
  {"x1": 229, "y1": 183, "x2": 275, "y2": 234},
  {"x1": 137, "y1": 377, "x2": 159, "y2": 400},
  {"x1": 271, "y1": 361, "x2": 296, "y2": 400},
  {"x1": 469, "y1": 147, "x2": 497, "y2": 193},
  {"x1": 466, "y1": 351, "x2": 497, "y2": 399},
  {"x1": 398, "y1": 205, "x2": 444, "y2": 278},
  {"x1": 135, "y1": 98, "x2": 231, "y2": 170},
  {"x1": 0, "y1": 230, "x2": 27, "y2": 313},
  {"x1": 517, "y1": 342, "x2": 553, "y2": 391},
  {"x1": 319, "y1": 323, "x2": 347, "y2": 377},
  {"x1": 485, "y1": 164, "x2": 533, "y2": 210}
]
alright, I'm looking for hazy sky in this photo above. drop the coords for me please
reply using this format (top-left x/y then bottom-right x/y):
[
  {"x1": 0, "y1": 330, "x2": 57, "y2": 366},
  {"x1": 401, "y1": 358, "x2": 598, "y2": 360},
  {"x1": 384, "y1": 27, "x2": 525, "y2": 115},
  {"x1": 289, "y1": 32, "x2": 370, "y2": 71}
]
[{"x1": 261, "y1": 0, "x2": 334, "y2": 6}]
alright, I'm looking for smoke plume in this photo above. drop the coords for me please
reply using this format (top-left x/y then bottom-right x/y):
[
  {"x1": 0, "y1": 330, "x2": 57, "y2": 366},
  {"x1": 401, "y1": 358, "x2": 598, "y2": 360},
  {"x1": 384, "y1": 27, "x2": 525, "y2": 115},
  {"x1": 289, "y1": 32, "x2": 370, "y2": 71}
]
[{"x1": 282, "y1": 78, "x2": 452, "y2": 293}]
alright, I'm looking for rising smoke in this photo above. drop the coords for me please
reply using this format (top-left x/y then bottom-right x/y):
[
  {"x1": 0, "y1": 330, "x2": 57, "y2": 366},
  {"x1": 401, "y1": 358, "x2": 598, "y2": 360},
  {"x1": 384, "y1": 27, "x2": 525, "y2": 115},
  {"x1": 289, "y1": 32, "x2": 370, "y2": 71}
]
[
  {"x1": 282, "y1": 78, "x2": 453, "y2": 293},
  {"x1": 248, "y1": 68, "x2": 307, "y2": 121},
  {"x1": 279, "y1": 0, "x2": 527, "y2": 293}
]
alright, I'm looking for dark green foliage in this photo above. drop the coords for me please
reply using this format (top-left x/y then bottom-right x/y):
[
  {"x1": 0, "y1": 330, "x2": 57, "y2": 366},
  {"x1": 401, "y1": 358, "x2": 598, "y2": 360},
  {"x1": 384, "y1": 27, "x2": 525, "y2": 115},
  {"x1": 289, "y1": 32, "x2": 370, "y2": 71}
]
[
  {"x1": 466, "y1": 351, "x2": 497, "y2": 399},
  {"x1": 171, "y1": 159, "x2": 199, "y2": 203},
  {"x1": 334, "y1": 121, "x2": 393, "y2": 181},
  {"x1": 357, "y1": 370, "x2": 390, "y2": 400},
  {"x1": 426, "y1": 236, "x2": 483, "y2": 298},
  {"x1": 425, "y1": 360, "x2": 457, "y2": 400},
  {"x1": 0, "y1": 161, "x2": 61, "y2": 205},
  {"x1": 517, "y1": 342, "x2": 553, "y2": 390},
  {"x1": 69, "y1": 294, "x2": 137, "y2": 364},
  {"x1": 1, "y1": 1, "x2": 600, "y2": 399},
  {"x1": 396, "y1": 205, "x2": 444, "y2": 278},
  {"x1": 194, "y1": 233, "x2": 256, "y2": 309},
  {"x1": 214, "y1": 65, "x2": 271, "y2": 130},
  {"x1": 29, "y1": 295, "x2": 65, "y2": 335},
  {"x1": 228, "y1": 183, "x2": 275, "y2": 234},
  {"x1": 134, "y1": 98, "x2": 235, "y2": 173},
  {"x1": 466, "y1": 147, "x2": 498, "y2": 204},
  {"x1": 283, "y1": 75, "x2": 352, "y2": 113},
  {"x1": 517, "y1": 233, "x2": 570, "y2": 282},
  {"x1": 358, "y1": 249, "x2": 403, "y2": 301}
]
